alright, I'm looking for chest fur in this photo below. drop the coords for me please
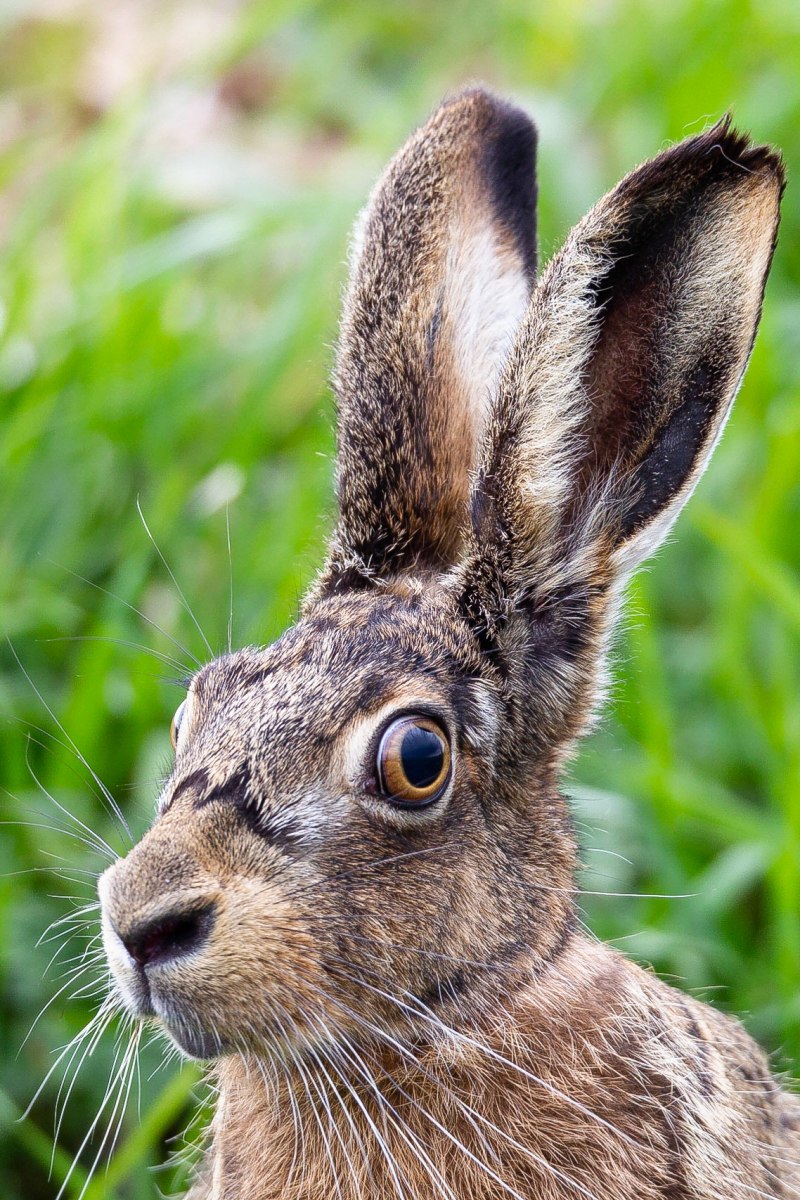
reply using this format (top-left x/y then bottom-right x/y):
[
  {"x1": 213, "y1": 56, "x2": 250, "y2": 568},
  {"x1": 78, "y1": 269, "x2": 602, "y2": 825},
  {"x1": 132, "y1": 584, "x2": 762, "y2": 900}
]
[{"x1": 204, "y1": 956, "x2": 798, "y2": 1200}]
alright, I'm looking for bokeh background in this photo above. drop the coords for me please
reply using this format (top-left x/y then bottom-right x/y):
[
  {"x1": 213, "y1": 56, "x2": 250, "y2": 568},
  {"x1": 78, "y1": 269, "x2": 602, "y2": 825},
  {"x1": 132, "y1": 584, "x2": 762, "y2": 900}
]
[{"x1": 1, "y1": 0, "x2": 799, "y2": 1196}]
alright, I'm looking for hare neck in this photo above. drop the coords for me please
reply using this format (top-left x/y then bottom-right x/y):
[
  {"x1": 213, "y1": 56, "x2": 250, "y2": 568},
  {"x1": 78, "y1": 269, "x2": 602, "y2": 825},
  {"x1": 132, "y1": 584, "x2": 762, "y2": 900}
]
[{"x1": 200, "y1": 936, "x2": 681, "y2": 1200}]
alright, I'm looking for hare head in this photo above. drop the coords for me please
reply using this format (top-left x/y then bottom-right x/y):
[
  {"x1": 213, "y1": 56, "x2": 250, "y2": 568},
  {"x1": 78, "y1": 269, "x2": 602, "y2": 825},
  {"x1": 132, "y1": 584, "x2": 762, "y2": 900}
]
[{"x1": 98, "y1": 90, "x2": 782, "y2": 1064}]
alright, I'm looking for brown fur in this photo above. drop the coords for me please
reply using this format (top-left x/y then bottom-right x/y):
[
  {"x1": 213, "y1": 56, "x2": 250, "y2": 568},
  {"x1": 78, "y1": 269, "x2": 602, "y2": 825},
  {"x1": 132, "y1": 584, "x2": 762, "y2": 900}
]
[{"x1": 96, "y1": 90, "x2": 795, "y2": 1198}]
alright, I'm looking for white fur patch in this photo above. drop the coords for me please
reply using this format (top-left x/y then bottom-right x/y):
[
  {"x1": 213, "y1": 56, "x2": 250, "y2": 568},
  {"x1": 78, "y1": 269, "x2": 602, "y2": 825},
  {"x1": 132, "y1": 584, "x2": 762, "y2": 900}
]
[{"x1": 445, "y1": 218, "x2": 531, "y2": 445}]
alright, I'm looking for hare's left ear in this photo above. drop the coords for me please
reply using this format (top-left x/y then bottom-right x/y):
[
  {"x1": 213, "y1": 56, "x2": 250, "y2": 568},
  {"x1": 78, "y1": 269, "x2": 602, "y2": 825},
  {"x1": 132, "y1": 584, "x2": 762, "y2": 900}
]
[
  {"x1": 318, "y1": 88, "x2": 537, "y2": 590},
  {"x1": 455, "y1": 118, "x2": 783, "y2": 741}
]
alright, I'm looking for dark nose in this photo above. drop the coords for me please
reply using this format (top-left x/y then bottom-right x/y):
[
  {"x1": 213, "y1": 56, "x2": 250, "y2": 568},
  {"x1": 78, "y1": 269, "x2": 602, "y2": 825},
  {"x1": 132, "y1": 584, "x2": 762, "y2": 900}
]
[{"x1": 119, "y1": 901, "x2": 216, "y2": 969}]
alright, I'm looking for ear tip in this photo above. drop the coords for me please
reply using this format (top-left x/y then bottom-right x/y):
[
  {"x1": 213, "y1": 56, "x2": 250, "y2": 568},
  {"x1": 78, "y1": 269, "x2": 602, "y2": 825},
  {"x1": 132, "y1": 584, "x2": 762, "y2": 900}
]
[
  {"x1": 434, "y1": 85, "x2": 538, "y2": 146},
  {"x1": 430, "y1": 86, "x2": 538, "y2": 281},
  {"x1": 695, "y1": 114, "x2": 786, "y2": 194},
  {"x1": 489, "y1": 108, "x2": 538, "y2": 285},
  {"x1": 612, "y1": 116, "x2": 786, "y2": 220}
]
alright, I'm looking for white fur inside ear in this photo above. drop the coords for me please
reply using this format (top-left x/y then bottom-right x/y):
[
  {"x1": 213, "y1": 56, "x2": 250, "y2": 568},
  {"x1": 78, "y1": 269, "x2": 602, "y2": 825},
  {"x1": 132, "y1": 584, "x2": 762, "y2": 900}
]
[{"x1": 445, "y1": 219, "x2": 530, "y2": 445}]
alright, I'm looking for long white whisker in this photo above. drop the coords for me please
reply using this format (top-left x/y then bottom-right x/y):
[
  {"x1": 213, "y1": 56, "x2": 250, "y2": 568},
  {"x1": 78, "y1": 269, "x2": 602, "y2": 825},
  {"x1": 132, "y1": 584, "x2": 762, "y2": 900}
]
[
  {"x1": 352, "y1": 1035, "x2": 529, "y2": 1200},
  {"x1": 37, "y1": 902, "x2": 101, "y2": 947},
  {"x1": 0, "y1": 809, "x2": 115, "y2": 863},
  {"x1": 16, "y1": 720, "x2": 130, "y2": 836},
  {"x1": 267, "y1": 1013, "x2": 308, "y2": 1194},
  {"x1": 10, "y1": 745, "x2": 120, "y2": 860},
  {"x1": 300, "y1": 1018, "x2": 374, "y2": 1200},
  {"x1": 51, "y1": 561, "x2": 201, "y2": 668},
  {"x1": 53, "y1": 1000, "x2": 120, "y2": 1158},
  {"x1": 24, "y1": 993, "x2": 118, "y2": 1118},
  {"x1": 68, "y1": 1022, "x2": 141, "y2": 1200},
  {"x1": 45, "y1": 934, "x2": 103, "y2": 980},
  {"x1": 311, "y1": 1009, "x2": 451, "y2": 1200},
  {"x1": 297, "y1": 975, "x2": 504, "y2": 1190},
  {"x1": 136, "y1": 498, "x2": 215, "y2": 660},
  {"x1": 9, "y1": 644, "x2": 131, "y2": 841},
  {"x1": 284, "y1": 1034, "x2": 344, "y2": 1200},
  {"x1": 328, "y1": 959, "x2": 636, "y2": 1150},
  {"x1": 44, "y1": 634, "x2": 191, "y2": 676},
  {"x1": 18, "y1": 953, "x2": 109, "y2": 1056}
]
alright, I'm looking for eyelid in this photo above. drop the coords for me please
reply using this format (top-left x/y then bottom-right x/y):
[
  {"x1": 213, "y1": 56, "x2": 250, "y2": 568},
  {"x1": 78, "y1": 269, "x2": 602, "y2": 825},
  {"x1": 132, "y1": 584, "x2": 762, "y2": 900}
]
[
  {"x1": 172, "y1": 690, "x2": 196, "y2": 752},
  {"x1": 339, "y1": 696, "x2": 454, "y2": 789},
  {"x1": 362, "y1": 706, "x2": 450, "y2": 776}
]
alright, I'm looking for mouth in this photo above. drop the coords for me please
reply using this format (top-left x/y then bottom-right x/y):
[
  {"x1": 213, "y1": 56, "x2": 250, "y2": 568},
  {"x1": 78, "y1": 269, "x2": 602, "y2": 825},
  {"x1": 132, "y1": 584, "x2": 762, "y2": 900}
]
[
  {"x1": 127, "y1": 968, "x2": 231, "y2": 1059},
  {"x1": 125, "y1": 971, "x2": 331, "y2": 1063},
  {"x1": 158, "y1": 1013, "x2": 226, "y2": 1060},
  {"x1": 114, "y1": 962, "x2": 155, "y2": 1018},
  {"x1": 103, "y1": 915, "x2": 337, "y2": 1064},
  {"x1": 120, "y1": 974, "x2": 231, "y2": 1059}
]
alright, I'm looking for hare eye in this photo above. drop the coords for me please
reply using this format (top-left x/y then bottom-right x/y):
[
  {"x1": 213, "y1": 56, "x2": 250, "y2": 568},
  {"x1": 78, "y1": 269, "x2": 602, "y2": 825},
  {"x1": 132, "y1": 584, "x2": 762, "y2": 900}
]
[
  {"x1": 376, "y1": 716, "x2": 451, "y2": 807},
  {"x1": 170, "y1": 700, "x2": 187, "y2": 751}
]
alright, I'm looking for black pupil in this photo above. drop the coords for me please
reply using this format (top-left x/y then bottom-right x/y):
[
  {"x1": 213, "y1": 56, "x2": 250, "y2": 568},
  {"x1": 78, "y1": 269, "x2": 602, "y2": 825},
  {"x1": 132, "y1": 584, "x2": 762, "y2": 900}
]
[{"x1": 400, "y1": 725, "x2": 444, "y2": 789}]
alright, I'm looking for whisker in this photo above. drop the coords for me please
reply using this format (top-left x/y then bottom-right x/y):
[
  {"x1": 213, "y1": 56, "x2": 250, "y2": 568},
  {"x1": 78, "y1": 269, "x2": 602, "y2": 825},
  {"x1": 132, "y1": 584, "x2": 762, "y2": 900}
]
[
  {"x1": 37, "y1": 902, "x2": 101, "y2": 947},
  {"x1": 299, "y1": 1019, "x2": 368, "y2": 1199},
  {"x1": 269, "y1": 1010, "x2": 310, "y2": 1195},
  {"x1": 24, "y1": 992, "x2": 119, "y2": 1118},
  {"x1": 305, "y1": 974, "x2": 599, "y2": 1200},
  {"x1": 8, "y1": 739, "x2": 121, "y2": 860},
  {"x1": 325, "y1": 958, "x2": 637, "y2": 1150},
  {"x1": 45, "y1": 934, "x2": 103, "y2": 980},
  {"x1": 0, "y1": 812, "x2": 114, "y2": 864},
  {"x1": 136, "y1": 497, "x2": 215, "y2": 660},
  {"x1": 0, "y1": 867, "x2": 99, "y2": 889},
  {"x1": 284, "y1": 1034, "x2": 345, "y2": 1200},
  {"x1": 43, "y1": 634, "x2": 191, "y2": 677},
  {"x1": 8, "y1": 649, "x2": 131, "y2": 841},
  {"x1": 51, "y1": 560, "x2": 201, "y2": 669},
  {"x1": 310, "y1": 1007, "x2": 453, "y2": 1200},
  {"x1": 18, "y1": 953, "x2": 109, "y2": 1056},
  {"x1": 17, "y1": 721, "x2": 127, "y2": 822},
  {"x1": 63, "y1": 1022, "x2": 141, "y2": 1200},
  {"x1": 53, "y1": 999, "x2": 120, "y2": 1157},
  {"x1": 297, "y1": 974, "x2": 506, "y2": 1182}
]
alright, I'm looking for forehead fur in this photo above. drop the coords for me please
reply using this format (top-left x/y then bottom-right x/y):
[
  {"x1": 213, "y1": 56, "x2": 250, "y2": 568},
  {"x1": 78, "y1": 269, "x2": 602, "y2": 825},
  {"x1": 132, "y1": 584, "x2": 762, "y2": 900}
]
[{"x1": 184, "y1": 587, "x2": 493, "y2": 768}]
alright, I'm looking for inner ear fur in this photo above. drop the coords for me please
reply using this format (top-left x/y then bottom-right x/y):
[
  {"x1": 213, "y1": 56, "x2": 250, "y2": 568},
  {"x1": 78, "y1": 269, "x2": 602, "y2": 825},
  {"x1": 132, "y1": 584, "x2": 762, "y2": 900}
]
[
  {"x1": 462, "y1": 116, "x2": 784, "y2": 628},
  {"x1": 317, "y1": 88, "x2": 538, "y2": 594}
]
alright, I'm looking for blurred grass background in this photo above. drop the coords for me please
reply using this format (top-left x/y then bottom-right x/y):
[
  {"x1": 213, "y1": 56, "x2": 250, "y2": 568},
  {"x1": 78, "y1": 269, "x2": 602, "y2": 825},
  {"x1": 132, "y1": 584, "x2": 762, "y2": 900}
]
[{"x1": 1, "y1": 0, "x2": 799, "y2": 1195}]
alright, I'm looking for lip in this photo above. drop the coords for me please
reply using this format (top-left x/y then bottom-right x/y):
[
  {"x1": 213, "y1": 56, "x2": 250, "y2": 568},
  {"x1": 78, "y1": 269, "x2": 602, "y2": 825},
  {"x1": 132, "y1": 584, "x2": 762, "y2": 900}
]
[
  {"x1": 124, "y1": 967, "x2": 156, "y2": 1017},
  {"x1": 137, "y1": 978, "x2": 228, "y2": 1059},
  {"x1": 105, "y1": 935, "x2": 223, "y2": 1057},
  {"x1": 158, "y1": 1013, "x2": 226, "y2": 1060}
]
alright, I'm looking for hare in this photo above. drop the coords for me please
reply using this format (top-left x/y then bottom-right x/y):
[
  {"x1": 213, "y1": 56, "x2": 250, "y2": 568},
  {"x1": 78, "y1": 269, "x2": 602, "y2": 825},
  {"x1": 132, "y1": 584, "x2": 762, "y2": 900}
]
[{"x1": 97, "y1": 89, "x2": 796, "y2": 1199}]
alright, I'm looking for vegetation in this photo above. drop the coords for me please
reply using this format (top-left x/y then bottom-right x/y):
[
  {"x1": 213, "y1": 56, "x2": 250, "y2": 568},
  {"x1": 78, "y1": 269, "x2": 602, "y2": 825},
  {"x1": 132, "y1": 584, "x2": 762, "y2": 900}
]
[{"x1": 1, "y1": 0, "x2": 798, "y2": 1195}]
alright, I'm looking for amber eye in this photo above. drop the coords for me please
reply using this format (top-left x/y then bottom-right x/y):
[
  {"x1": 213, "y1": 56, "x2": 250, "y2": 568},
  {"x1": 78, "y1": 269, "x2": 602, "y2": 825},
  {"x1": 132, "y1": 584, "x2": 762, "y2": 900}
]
[
  {"x1": 376, "y1": 716, "x2": 451, "y2": 807},
  {"x1": 170, "y1": 700, "x2": 186, "y2": 750}
]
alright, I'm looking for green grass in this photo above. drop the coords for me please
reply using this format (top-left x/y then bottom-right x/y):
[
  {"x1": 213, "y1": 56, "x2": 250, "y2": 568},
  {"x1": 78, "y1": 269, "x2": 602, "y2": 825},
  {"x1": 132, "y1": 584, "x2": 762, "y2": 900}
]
[{"x1": 1, "y1": 0, "x2": 799, "y2": 1195}]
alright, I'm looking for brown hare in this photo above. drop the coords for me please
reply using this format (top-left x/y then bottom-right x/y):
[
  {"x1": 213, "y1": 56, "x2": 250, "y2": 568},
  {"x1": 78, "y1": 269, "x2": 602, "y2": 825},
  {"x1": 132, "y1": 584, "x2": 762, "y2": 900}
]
[{"x1": 97, "y1": 89, "x2": 796, "y2": 1198}]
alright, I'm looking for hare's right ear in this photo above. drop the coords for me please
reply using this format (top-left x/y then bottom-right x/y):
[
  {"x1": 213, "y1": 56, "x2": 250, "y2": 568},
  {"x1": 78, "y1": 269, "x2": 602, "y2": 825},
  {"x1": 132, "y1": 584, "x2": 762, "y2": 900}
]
[{"x1": 317, "y1": 88, "x2": 537, "y2": 591}]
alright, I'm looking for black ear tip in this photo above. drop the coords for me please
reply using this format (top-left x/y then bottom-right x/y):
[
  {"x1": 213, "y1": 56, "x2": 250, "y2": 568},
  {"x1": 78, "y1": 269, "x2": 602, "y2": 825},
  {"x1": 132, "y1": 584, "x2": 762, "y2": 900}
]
[
  {"x1": 436, "y1": 86, "x2": 538, "y2": 152},
  {"x1": 431, "y1": 86, "x2": 538, "y2": 282},
  {"x1": 617, "y1": 115, "x2": 786, "y2": 212},
  {"x1": 699, "y1": 114, "x2": 786, "y2": 191},
  {"x1": 485, "y1": 100, "x2": 538, "y2": 282},
  {"x1": 455, "y1": 88, "x2": 540, "y2": 283}
]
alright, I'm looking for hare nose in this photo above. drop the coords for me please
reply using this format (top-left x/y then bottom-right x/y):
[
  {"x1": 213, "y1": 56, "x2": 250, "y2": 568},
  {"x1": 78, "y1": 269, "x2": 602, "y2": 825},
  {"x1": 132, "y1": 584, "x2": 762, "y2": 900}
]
[{"x1": 119, "y1": 901, "x2": 217, "y2": 970}]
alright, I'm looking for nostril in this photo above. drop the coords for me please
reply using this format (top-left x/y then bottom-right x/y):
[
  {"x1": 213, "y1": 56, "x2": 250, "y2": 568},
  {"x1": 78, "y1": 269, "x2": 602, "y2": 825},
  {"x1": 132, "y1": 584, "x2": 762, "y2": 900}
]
[{"x1": 121, "y1": 902, "x2": 216, "y2": 969}]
